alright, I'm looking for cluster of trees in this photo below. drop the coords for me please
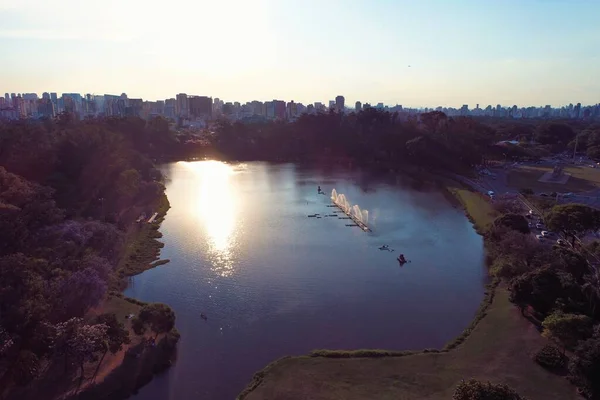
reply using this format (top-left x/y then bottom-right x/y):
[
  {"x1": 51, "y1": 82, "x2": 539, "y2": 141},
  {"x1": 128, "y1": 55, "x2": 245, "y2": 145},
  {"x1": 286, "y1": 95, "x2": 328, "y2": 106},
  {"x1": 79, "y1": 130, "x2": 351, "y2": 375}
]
[
  {"x1": 209, "y1": 112, "x2": 600, "y2": 169},
  {"x1": 0, "y1": 116, "x2": 176, "y2": 224},
  {"x1": 484, "y1": 201, "x2": 600, "y2": 398},
  {"x1": 211, "y1": 109, "x2": 497, "y2": 173},
  {"x1": 564, "y1": 125, "x2": 600, "y2": 159},
  {"x1": 533, "y1": 121, "x2": 600, "y2": 159},
  {"x1": 0, "y1": 116, "x2": 177, "y2": 393}
]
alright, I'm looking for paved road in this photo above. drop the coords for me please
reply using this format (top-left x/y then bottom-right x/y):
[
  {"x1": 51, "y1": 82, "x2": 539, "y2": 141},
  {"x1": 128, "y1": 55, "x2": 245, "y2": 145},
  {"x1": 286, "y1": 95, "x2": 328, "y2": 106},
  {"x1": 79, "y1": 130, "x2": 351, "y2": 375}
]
[{"x1": 454, "y1": 166, "x2": 600, "y2": 269}]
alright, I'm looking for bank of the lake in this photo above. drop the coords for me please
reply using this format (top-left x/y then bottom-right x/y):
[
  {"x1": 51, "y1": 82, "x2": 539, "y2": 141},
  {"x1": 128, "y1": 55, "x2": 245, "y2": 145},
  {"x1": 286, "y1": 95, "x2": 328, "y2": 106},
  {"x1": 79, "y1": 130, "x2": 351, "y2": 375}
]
[
  {"x1": 123, "y1": 161, "x2": 489, "y2": 400},
  {"x1": 72, "y1": 191, "x2": 180, "y2": 400},
  {"x1": 237, "y1": 184, "x2": 579, "y2": 400}
]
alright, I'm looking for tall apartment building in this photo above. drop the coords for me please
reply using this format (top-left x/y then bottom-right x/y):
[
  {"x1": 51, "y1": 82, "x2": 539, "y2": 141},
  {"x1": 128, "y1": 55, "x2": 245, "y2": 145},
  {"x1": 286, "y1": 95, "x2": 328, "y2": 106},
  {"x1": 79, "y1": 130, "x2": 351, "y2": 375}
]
[
  {"x1": 164, "y1": 98, "x2": 177, "y2": 119},
  {"x1": 273, "y1": 100, "x2": 286, "y2": 119},
  {"x1": 188, "y1": 96, "x2": 212, "y2": 118},
  {"x1": 335, "y1": 95, "x2": 345, "y2": 112},
  {"x1": 176, "y1": 93, "x2": 188, "y2": 117},
  {"x1": 127, "y1": 98, "x2": 143, "y2": 117}
]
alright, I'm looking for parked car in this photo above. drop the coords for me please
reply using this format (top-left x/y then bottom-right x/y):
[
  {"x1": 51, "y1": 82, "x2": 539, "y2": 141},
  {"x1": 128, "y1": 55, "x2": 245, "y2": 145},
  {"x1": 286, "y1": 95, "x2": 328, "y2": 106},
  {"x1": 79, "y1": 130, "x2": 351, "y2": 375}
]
[
  {"x1": 536, "y1": 223, "x2": 544, "y2": 229},
  {"x1": 556, "y1": 239, "x2": 566, "y2": 246},
  {"x1": 487, "y1": 190, "x2": 495, "y2": 197},
  {"x1": 535, "y1": 235, "x2": 545, "y2": 241},
  {"x1": 541, "y1": 231, "x2": 554, "y2": 237}
]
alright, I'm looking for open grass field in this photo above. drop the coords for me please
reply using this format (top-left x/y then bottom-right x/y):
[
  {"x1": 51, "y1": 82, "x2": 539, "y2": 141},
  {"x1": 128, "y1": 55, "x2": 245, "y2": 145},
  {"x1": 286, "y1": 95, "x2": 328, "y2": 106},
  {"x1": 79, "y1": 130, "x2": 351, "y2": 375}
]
[
  {"x1": 448, "y1": 187, "x2": 497, "y2": 231},
  {"x1": 88, "y1": 295, "x2": 143, "y2": 322},
  {"x1": 240, "y1": 288, "x2": 579, "y2": 400},
  {"x1": 507, "y1": 165, "x2": 600, "y2": 193}
]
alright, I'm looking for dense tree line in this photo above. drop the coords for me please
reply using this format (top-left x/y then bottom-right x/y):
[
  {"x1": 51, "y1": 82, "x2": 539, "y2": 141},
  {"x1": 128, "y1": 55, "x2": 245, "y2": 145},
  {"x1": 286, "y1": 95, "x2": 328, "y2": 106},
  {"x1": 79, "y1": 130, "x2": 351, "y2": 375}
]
[
  {"x1": 211, "y1": 109, "x2": 497, "y2": 173},
  {"x1": 209, "y1": 110, "x2": 600, "y2": 170},
  {"x1": 0, "y1": 115, "x2": 177, "y2": 395},
  {"x1": 485, "y1": 199, "x2": 600, "y2": 398}
]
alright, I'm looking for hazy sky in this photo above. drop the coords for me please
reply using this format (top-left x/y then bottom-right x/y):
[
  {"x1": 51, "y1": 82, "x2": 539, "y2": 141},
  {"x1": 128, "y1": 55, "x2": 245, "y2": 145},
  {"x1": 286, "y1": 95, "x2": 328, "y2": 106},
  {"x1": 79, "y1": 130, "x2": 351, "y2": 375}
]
[{"x1": 1, "y1": 0, "x2": 599, "y2": 107}]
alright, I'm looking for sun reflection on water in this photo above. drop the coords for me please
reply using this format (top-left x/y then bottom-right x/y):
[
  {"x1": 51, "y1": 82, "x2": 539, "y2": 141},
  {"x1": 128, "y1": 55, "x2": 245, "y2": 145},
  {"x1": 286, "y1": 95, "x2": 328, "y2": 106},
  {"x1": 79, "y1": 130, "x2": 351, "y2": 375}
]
[{"x1": 186, "y1": 161, "x2": 238, "y2": 277}]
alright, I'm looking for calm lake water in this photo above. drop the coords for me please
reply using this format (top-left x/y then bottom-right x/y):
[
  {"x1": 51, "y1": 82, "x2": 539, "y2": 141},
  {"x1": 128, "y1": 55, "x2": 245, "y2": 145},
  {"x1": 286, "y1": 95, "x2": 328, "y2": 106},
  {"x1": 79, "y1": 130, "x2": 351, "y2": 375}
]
[{"x1": 125, "y1": 161, "x2": 486, "y2": 400}]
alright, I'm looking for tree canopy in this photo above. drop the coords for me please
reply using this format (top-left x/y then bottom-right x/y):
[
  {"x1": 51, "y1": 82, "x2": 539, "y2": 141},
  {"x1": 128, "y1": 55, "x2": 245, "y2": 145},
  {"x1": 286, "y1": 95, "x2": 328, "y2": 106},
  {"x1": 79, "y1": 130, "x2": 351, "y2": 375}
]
[
  {"x1": 210, "y1": 110, "x2": 496, "y2": 173},
  {"x1": 546, "y1": 204, "x2": 600, "y2": 246},
  {"x1": 534, "y1": 123, "x2": 575, "y2": 149},
  {"x1": 0, "y1": 117, "x2": 175, "y2": 392},
  {"x1": 132, "y1": 303, "x2": 176, "y2": 338},
  {"x1": 493, "y1": 213, "x2": 530, "y2": 234},
  {"x1": 542, "y1": 311, "x2": 594, "y2": 351},
  {"x1": 569, "y1": 338, "x2": 600, "y2": 399}
]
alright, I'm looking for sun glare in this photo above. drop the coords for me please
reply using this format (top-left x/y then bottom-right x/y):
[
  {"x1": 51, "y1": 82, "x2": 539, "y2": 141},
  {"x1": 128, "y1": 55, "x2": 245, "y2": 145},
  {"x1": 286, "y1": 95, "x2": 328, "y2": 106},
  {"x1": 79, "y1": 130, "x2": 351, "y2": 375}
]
[{"x1": 187, "y1": 161, "x2": 238, "y2": 277}]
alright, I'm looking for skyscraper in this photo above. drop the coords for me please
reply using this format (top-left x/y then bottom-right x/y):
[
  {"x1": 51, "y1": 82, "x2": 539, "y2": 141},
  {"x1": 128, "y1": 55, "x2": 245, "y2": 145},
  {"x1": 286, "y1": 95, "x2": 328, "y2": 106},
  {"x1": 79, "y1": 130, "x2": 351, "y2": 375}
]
[
  {"x1": 335, "y1": 95, "x2": 345, "y2": 112},
  {"x1": 574, "y1": 103, "x2": 582, "y2": 119},
  {"x1": 273, "y1": 100, "x2": 286, "y2": 119},
  {"x1": 188, "y1": 96, "x2": 212, "y2": 118},
  {"x1": 355, "y1": 101, "x2": 362, "y2": 112},
  {"x1": 286, "y1": 100, "x2": 298, "y2": 120},
  {"x1": 164, "y1": 98, "x2": 177, "y2": 119},
  {"x1": 176, "y1": 93, "x2": 188, "y2": 117}
]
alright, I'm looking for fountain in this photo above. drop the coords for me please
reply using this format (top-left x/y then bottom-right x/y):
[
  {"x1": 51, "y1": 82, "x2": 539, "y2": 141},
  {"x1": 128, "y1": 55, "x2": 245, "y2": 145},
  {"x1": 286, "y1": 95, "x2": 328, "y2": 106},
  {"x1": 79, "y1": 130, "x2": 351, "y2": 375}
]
[{"x1": 331, "y1": 189, "x2": 371, "y2": 232}]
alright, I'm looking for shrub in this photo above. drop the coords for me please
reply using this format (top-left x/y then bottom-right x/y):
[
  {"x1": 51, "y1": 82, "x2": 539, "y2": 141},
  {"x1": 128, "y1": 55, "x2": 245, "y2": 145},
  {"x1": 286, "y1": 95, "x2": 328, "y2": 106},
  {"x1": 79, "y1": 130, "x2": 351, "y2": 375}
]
[
  {"x1": 542, "y1": 311, "x2": 594, "y2": 350},
  {"x1": 533, "y1": 344, "x2": 565, "y2": 369},
  {"x1": 453, "y1": 379, "x2": 528, "y2": 400},
  {"x1": 131, "y1": 317, "x2": 145, "y2": 335},
  {"x1": 493, "y1": 213, "x2": 530, "y2": 234},
  {"x1": 491, "y1": 257, "x2": 524, "y2": 279},
  {"x1": 569, "y1": 338, "x2": 600, "y2": 399}
]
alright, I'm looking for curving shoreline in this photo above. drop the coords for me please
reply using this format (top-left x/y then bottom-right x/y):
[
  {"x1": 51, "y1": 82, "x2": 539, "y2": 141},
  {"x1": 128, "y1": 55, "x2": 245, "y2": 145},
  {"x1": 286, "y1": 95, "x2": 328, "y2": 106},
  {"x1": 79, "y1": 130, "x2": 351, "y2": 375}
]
[
  {"x1": 237, "y1": 278, "x2": 499, "y2": 399},
  {"x1": 73, "y1": 190, "x2": 180, "y2": 400},
  {"x1": 236, "y1": 183, "x2": 497, "y2": 399},
  {"x1": 235, "y1": 182, "x2": 578, "y2": 400}
]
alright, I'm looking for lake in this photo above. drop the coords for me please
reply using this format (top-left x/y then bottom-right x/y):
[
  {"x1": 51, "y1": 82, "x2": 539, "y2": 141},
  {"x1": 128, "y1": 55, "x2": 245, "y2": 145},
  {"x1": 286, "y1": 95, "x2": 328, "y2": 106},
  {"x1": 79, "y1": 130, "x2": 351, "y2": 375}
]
[{"x1": 124, "y1": 160, "x2": 486, "y2": 400}]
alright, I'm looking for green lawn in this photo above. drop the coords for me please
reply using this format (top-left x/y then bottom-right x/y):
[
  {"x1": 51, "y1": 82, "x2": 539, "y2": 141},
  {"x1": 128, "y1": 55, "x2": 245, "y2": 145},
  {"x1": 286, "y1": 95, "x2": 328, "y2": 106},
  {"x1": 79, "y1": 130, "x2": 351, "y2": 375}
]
[
  {"x1": 240, "y1": 288, "x2": 579, "y2": 400},
  {"x1": 449, "y1": 187, "x2": 497, "y2": 231},
  {"x1": 507, "y1": 165, "x2": 600, "y2": 193},
  {"x1": 91, "y1": 295, "x2": 143, "y2": 322}
]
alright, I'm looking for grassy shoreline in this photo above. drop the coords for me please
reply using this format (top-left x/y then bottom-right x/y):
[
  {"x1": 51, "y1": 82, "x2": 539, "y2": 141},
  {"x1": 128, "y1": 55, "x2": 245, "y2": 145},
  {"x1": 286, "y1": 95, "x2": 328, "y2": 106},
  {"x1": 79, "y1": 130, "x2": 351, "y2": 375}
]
[
  {"x1": 237, "y1": 182, "x2": 577, "y2": 400},
  {"x1": 72, "y1": 191, "x2": 178, "y2": 400},
  {"x1": 117, "y1": 192, "x2": 171, "y2": 281}
]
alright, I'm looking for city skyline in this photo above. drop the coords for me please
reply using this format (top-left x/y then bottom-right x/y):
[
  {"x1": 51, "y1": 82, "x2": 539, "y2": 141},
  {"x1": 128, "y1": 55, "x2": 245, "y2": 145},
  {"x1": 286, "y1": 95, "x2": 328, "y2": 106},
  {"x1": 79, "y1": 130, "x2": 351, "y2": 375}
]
[
  {"x1": 2, "y1": 89, "x2": 597, "y2": 122},
  {"x1": 3, "y1": 89, "x2": 600, "y2": 110},
  {"x1": 1, "y1": 0, "x2": 599, "y2": 107}
]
